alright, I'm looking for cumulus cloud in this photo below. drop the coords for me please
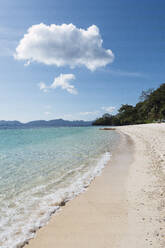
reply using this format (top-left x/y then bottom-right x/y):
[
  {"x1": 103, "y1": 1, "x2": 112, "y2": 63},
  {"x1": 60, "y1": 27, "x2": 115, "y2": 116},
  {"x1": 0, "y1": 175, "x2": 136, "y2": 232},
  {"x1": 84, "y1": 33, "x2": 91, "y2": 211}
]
[
  {"x1": 102, "y1": 106, "x2": 115, "y2": 113},
  {"x1": 14, "y1": 23, "x2": 114, "y2": 71},
  {"x1": 39, "y1": 73, "x2": 77, "y2": 94}
]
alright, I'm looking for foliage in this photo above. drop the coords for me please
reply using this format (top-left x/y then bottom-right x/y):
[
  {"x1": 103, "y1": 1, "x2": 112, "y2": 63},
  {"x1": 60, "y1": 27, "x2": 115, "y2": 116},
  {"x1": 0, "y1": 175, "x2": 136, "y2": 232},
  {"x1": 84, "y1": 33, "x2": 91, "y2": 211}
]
[
  {"x1": 92, "y1": 83, "x2": 165, "y2": 126},
  {"x1": 139, "y1": 88, "x2": 154, "y2": 101}
]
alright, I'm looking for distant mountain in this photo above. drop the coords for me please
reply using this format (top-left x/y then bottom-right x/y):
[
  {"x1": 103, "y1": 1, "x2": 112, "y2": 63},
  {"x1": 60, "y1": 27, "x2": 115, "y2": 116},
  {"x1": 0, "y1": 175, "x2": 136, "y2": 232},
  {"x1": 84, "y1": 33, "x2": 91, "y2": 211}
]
[
  {"x1": 0, "y1": 120, "x2": 22, "y2": 128},
  {"x1": 0, "y1": 119, "x2": 92, "y2": 129}
]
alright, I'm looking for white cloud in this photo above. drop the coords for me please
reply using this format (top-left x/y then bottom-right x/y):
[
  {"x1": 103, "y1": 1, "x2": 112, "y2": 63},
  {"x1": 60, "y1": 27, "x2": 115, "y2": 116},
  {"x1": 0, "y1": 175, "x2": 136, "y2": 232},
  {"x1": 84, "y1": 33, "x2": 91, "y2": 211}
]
[
  {"x1": 14, "y1": 23, "x2": 114, "y2": 71},
  {"x1": 102, "y1": 106, "x2": 115, "y2": 113},
  {"x1": 61, "y1": 114, "x2": 73, "y2": 119},
  {"x1": 39, "y1": 82, "x2": 48, "y2": 92},
  {"x1": 44, "y1": 111, "x2": 52, "y2": 115},
  {"x1": 51, "y1": 111, "x2": 100, "y2": 121},
  {"x1": 79, "y1": 111, "x2": 100, "y2": 116},
  {"x1": 39, "y1": 73, "x2": 77, "y2": 95},
  {"x1": 51, "y1": 74, "x2": 77, "y2": 94}
]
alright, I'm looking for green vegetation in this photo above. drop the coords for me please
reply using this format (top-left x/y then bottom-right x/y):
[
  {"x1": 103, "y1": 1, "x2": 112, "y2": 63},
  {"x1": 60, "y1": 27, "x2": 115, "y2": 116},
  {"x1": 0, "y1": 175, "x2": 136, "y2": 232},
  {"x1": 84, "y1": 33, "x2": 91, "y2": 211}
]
[{"x1": 93, "y1": 83, "x2": 165, "y2": 126}]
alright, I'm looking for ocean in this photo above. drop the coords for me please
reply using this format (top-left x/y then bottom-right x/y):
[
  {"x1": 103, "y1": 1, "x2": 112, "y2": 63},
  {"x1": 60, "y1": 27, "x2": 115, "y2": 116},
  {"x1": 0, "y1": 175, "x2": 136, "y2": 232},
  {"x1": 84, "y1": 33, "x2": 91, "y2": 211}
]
[{"x1": 0, "y1": 126, "x2": 120, "y2": 248}]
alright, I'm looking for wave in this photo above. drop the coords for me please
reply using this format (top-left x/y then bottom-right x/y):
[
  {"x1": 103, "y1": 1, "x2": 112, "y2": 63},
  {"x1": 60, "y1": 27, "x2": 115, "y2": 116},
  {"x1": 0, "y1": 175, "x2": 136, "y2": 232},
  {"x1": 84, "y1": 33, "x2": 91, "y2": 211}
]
[{"x1": 0, "y1": 152, "x2": 111, "y2": 248}]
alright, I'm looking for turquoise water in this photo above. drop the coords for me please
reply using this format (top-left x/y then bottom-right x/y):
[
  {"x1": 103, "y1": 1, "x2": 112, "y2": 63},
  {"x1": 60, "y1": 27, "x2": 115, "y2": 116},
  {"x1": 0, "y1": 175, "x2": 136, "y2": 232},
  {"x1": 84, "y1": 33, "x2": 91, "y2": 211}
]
[{"x1": 0, "y1": 127, "x2": 120, "y2": 248}]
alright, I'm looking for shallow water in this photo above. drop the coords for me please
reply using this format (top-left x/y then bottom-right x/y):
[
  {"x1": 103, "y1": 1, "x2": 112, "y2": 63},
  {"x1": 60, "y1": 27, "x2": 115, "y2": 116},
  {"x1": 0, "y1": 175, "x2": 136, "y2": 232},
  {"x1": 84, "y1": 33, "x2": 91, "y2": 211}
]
[{"x1": 0, "y1": 126, "x2": 120, "y2": 248}]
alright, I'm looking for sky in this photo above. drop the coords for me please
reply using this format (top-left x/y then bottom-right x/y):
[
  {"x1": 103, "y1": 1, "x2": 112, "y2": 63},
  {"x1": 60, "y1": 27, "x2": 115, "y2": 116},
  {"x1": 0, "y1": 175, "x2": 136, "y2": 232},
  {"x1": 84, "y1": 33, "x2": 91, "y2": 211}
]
[{"x1": 0, "y1": 0, "x2": 164, "y2": 122}]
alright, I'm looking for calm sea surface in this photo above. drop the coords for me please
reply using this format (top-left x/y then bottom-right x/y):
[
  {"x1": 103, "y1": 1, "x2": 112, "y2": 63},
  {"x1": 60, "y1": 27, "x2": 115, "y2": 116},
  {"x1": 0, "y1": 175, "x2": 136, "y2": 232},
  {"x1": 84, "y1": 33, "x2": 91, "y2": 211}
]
[{"x1": 0, "y1": 126, "x2": 120, "y2": 248}]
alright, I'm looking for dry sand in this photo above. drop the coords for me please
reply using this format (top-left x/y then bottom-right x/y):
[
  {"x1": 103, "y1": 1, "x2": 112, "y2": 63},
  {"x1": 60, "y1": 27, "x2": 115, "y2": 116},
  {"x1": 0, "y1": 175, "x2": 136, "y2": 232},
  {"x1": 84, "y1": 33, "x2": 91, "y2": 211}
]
[{"x1": 26, "y1": 124, "x2": 165, "y2": 248}]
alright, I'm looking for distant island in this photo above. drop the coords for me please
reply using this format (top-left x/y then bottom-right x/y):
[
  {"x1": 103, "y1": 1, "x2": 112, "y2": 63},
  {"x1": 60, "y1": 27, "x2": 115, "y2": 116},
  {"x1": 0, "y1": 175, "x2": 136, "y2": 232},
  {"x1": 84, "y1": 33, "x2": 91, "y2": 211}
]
[
  {"x1": 2, "y1": 83, "x2": 165, "y2": 129},
  {"x1": 93, "y1": 83, "x2": 165, "y2": 126},
  {"x1": 0, "y1": 119, "x2": 92, "y2": 129}
]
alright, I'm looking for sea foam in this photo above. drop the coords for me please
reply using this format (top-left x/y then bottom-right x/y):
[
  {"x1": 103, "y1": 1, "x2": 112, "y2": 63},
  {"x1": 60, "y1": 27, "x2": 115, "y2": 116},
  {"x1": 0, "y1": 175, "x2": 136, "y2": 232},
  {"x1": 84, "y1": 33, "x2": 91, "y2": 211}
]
[{"x1": 0, "y1": 127, "x2": 119, "y2": 248}]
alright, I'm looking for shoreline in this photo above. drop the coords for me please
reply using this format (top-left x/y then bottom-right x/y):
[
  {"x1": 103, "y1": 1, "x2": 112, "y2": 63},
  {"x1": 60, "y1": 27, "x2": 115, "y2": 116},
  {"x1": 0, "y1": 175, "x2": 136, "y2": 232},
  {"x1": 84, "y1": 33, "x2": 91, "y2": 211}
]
[
  {"x1": 117, "y1": 124, "x2": 165, "y2": 247},
  {"x1": 26, "y1": 131, "x2": 133, "y2": 248},
  {"x1": 26, "y1": 124, "x2": 165, "y2": 248}
]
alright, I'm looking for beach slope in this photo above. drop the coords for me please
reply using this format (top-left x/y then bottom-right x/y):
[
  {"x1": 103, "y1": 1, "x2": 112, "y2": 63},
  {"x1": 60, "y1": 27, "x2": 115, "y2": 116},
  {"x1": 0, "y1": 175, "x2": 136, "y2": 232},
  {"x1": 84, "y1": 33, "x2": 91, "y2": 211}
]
[{"x1": 26, "y1": 124, "x2": 165, "y2": 248}]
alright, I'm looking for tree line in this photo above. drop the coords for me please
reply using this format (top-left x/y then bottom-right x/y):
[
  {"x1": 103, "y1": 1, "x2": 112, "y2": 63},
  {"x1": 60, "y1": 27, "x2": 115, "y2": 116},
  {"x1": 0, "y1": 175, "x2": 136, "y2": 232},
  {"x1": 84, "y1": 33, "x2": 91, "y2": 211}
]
[{"x1": 92, "y1": 83, "x2": 165, "y2": 126}]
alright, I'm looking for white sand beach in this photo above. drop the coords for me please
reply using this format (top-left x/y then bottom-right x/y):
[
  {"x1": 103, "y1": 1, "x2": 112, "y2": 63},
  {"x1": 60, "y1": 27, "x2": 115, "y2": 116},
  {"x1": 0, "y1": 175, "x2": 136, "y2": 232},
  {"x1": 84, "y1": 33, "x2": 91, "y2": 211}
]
[{"x1": 26, "y1": 124, "x2": 165, "y2": 248}]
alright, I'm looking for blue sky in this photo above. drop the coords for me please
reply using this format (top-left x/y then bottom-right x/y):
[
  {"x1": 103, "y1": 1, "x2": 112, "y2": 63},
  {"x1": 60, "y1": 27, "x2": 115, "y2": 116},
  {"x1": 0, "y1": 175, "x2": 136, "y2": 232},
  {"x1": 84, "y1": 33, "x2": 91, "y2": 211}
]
[{"x1": 0, "y1": 0, "x2": 164, "y2": 122}]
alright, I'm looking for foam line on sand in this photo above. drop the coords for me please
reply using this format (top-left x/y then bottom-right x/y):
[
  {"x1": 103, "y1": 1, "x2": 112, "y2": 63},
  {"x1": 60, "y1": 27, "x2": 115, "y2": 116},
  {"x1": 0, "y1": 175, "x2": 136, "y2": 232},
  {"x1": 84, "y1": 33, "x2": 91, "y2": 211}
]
[{"x1": 26, "y1": 124, "x2": 165, "y2": 248}]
